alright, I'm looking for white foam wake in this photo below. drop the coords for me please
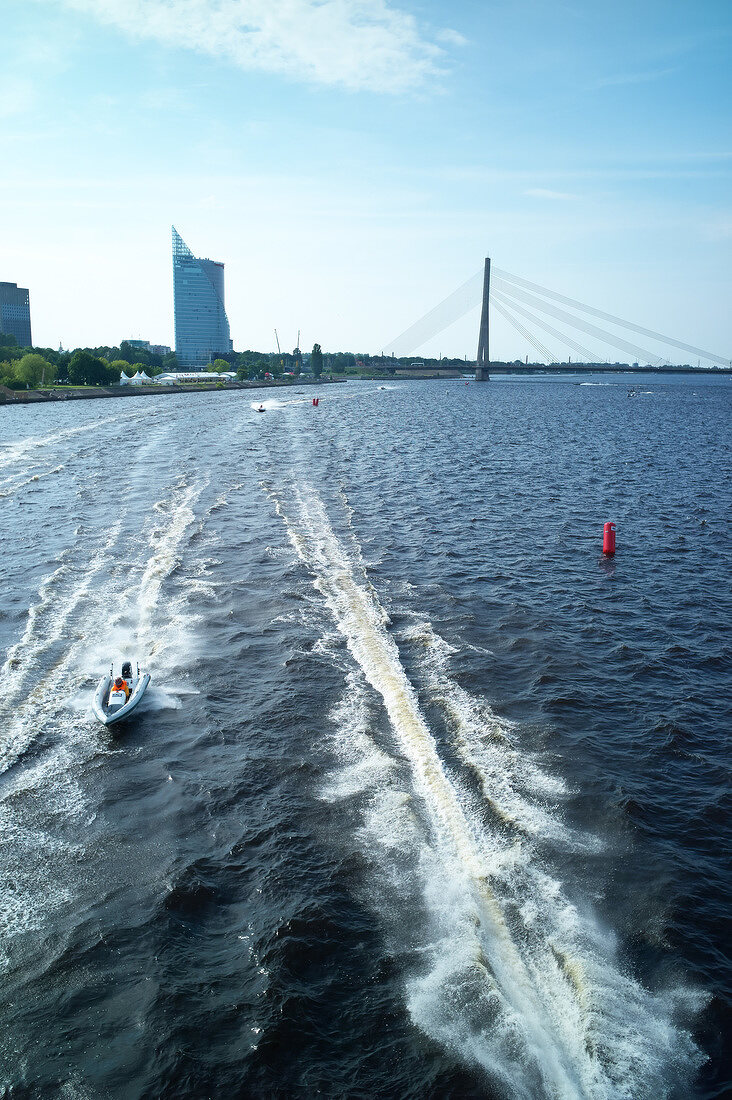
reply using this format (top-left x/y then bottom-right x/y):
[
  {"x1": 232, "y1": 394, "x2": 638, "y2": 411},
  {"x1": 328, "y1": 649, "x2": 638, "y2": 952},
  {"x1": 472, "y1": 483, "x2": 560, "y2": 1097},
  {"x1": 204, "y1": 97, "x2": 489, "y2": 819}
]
[
  {"x1": 0, "y1": 474, "x2": 206, "y2": 774},
  {"x1": 0, "y1": 464, "x2": 64, "y2": 498},
  {"x1": 271, "y1": 484, "x2": 703, "y2": 1100},
  {"x1": 135, "y1": 477, "x2": 206, "y2": 657},
  {"x1": 0, "y1": 522, "x2": 123, "y2": 773},
  {"x1": 0, "y1": 413, "x2": 129, "y2": 473},
  {"x1": 0, "y1": 476, "x2": 210, "y2": 968}
]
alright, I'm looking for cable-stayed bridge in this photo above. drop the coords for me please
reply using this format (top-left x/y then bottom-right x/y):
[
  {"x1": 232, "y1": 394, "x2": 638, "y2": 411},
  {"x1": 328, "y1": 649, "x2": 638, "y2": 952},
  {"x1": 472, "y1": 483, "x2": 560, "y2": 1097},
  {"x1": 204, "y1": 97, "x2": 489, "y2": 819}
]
[{"x1": 383, "y1": 260, "x2": 730, "y2": 380}]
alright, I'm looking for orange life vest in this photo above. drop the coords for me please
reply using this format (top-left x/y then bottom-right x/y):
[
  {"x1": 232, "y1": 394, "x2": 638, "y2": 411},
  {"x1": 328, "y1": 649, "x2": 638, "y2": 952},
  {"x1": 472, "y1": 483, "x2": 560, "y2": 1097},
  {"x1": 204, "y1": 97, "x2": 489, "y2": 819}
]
[{"x1": 113, "y1": 678, "x2": 131, "y2": 700}]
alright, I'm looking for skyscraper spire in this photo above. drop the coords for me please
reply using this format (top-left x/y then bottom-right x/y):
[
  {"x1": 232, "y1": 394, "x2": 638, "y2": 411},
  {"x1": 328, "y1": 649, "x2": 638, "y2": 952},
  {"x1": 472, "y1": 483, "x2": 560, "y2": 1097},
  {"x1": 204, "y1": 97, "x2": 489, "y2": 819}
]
[{"x1": 172, "y1": 225, "x2": 193, "y2": 260}]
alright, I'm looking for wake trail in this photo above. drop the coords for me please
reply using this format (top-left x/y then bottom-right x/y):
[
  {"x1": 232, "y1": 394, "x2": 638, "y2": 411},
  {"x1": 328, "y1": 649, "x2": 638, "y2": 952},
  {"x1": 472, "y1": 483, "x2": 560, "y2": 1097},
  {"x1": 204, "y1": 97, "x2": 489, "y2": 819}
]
[
  {"x1": 135, "y1": 478, "x2": 206, "y2": 658},
  {"x1": 0, "y1": 523, "x2": 123, "y2": 774},
  {"x1": 0, "y1": 474, "x2": 207, "y2": 774},
  {"x1": 271, "y1": 483, "x2": 703, "y2": 1100},
  {"x1": 0, "y1": 465, "x2": 65, "y2": 499},
  {"x1": 0, "y1": 412, "x2": 145, "y2": 473},
  {"x1": 0, "y1": 475, "x2": 211, "y2": 968}
]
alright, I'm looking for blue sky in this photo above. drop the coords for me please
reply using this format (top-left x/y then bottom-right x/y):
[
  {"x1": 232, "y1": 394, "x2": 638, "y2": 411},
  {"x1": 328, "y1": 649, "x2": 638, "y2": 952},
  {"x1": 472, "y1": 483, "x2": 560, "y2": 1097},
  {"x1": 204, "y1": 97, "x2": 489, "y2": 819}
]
[{"x1": 2, "y1": 0, "x2": 730, "y2": 361}]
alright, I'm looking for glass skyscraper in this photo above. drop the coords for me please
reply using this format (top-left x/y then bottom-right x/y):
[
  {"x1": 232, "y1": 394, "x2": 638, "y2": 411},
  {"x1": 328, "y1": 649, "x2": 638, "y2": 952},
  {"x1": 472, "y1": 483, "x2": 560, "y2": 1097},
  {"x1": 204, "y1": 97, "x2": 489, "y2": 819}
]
[
  {"x1": 172, "y1": 227, "x2": 232, "y2": 368},
  {"x1": 0, "y1": 282, "x2": 32, "y2": 347}
]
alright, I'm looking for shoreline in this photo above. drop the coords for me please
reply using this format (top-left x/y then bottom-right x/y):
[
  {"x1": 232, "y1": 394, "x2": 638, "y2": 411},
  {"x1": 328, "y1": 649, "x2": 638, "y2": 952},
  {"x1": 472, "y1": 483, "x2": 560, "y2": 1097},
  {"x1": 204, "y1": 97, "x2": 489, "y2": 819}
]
[
  {"x1": 2, "y1": 367, "x2": 729, "y2": 406},
  {"x1": 0, "y1": 377, "x2": 345, "y2": 406}
]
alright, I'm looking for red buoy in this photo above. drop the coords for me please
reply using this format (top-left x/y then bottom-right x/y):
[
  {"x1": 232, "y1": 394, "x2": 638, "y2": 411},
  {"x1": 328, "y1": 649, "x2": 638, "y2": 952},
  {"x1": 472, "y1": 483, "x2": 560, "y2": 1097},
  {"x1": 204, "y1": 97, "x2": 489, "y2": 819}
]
[
  {"x1": 603, "y1": 522, "x2": 616, "y2": 555},
  {"x1": 312, "y1": 397, "x2": 319, "y2": 406}
]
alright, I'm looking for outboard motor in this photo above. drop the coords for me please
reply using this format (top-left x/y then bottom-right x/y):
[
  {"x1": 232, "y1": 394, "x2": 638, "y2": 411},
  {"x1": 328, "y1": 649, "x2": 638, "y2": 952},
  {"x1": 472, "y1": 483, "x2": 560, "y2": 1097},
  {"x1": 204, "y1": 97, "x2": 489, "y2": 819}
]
[{"x1": 121, "y1": 661, "x2": 132, "y2": 680}]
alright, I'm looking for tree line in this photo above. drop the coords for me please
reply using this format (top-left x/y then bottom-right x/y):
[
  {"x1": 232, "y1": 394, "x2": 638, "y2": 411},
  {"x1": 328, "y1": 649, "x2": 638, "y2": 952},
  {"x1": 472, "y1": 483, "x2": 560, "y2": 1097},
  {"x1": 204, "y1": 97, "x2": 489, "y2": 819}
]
[
  {"x1": 0, "y1": 335, "x2": 182, "y2": 389},
  {"x1": 1, "y1": 331, "x2": 475, "y2": 391},
  {"x1": 215, "y1": 345, "x2": 366, "y2": 380}
]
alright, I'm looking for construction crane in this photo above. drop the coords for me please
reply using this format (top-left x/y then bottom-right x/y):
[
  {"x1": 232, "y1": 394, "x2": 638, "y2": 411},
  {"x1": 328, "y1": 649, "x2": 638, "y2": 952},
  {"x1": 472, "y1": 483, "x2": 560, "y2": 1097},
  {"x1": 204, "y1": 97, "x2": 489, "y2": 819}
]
[
  {"x1": 274, "y1": 328, "x2": 284, "y2": 373},
  {"x1": 294, "y1": 330, "x2": 303, "y2": 373}
]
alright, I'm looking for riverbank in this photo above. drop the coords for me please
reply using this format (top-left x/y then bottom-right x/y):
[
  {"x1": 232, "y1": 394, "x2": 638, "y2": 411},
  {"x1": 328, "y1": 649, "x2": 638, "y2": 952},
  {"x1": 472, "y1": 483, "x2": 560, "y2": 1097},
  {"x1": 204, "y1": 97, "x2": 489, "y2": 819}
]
[{"x1": 0, "y1": 377, "x2": 345, "y2": 405}]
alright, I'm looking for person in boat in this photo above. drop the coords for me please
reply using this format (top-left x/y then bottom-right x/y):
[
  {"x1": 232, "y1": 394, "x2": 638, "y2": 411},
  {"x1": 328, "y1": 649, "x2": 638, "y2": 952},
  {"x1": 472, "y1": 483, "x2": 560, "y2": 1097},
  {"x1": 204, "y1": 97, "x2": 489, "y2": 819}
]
[{"x1": 113, "y1": 676, "x2": 131, "y2": 701}]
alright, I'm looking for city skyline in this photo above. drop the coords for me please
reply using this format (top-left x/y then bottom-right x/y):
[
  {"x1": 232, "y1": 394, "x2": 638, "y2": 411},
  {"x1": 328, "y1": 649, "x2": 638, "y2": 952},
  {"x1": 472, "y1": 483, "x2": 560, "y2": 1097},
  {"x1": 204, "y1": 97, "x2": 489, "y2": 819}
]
[{"x1": 2, "y1": 0, "x2": 730, "y2": 362}]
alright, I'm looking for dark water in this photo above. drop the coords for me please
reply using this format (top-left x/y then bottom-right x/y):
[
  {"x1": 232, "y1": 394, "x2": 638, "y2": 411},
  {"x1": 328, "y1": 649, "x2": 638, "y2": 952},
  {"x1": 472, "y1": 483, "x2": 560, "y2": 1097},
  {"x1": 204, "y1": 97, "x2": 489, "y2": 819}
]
[{"x1": 0, "y1": 376, "x2": 729, "y2": 1099}]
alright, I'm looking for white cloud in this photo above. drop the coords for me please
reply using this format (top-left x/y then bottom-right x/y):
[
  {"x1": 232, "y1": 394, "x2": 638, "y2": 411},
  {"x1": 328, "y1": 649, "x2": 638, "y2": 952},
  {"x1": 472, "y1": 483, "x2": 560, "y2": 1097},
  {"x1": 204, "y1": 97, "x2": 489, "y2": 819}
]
[
  {"x1": 596, "y1": 66, "x2": 678, "y2": 88},
  {"x1": 435, "y1": 27, "x2": 467, "y2": 47},
  {"x1": 53, "y1": 0, "x2": 450, "y2": 93},
  {"x1": 524, "y1": 188, "x2": 577, "y2": 201}
]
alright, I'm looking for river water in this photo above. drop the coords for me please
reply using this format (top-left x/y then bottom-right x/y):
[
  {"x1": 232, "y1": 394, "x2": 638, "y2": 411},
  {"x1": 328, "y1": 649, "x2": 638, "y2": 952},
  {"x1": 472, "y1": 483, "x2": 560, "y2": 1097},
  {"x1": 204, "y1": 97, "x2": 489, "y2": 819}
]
[{"x1": 0, "y1": 376, "x2": 729, "y2": 1099}]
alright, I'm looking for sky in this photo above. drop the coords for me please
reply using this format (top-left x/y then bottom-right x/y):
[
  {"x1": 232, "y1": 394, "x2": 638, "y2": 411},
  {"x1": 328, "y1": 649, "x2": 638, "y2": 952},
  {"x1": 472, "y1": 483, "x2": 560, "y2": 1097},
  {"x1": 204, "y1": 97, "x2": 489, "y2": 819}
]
[{"x1": 2, "y1": 0, "x2": 731, "y2": 362}]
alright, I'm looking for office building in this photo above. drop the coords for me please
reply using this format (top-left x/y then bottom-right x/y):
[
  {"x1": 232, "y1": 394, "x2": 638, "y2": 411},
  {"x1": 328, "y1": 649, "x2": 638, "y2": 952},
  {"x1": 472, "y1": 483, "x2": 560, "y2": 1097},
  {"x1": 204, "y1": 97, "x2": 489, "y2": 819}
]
[
  {"x1": 0, "y1": 282, "x2": 32, "y2": 347},
  {"x1": 125, "y1": 339, "x2": 172, "y2": 357},
  {"x1": 172, "y1": 227, "x2": 232, "y2": 368}
]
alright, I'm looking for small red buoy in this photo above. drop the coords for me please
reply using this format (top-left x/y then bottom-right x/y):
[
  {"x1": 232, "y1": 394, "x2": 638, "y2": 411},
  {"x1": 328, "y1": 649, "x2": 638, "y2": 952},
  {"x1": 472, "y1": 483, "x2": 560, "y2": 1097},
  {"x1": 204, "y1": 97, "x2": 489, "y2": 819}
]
[
  {"x1": 312, "y1": 397, "x2": 319, "y2": 406},
  {"x1": 603, "y1": 522, "x2": 616, "y2": 555}
]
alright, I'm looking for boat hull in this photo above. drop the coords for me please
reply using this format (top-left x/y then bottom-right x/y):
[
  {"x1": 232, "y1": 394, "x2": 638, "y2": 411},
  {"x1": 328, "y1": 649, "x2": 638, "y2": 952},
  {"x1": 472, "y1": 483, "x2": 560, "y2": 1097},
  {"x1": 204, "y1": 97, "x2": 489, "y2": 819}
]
[{"x1": 93, "y1": 673, "x2": 151, "y2": 727}]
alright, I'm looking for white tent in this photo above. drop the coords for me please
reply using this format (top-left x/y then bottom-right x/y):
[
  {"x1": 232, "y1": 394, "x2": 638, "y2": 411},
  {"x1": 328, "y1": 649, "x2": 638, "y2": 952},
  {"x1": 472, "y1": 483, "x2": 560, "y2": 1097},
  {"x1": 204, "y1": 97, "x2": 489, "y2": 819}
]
[{"x1": 119, "y1": 372, "x2": 130, "y2": 385}]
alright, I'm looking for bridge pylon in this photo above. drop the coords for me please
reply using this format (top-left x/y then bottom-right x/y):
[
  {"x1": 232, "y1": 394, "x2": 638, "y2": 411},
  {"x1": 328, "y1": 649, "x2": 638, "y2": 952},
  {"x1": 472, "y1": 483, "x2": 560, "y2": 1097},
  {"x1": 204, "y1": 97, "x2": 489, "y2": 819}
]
[{"x1": 475, "y1": 257, "x2": 491, "y2": 381}]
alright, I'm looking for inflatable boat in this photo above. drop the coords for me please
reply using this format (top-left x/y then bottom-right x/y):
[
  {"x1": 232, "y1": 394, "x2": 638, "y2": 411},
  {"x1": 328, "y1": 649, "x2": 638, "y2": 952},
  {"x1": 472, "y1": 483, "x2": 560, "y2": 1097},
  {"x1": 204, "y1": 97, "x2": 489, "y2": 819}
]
[{"x1": 93, "y1": 661, "x2": 151, "y2": 727}]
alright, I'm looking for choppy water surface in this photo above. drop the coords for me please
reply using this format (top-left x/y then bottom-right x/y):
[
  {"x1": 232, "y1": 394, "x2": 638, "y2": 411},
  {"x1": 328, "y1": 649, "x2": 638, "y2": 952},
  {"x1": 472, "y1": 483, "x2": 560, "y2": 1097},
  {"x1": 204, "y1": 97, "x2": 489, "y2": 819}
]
[{"x1": 0, "y1": 376, "x2": 729, "y2": 1099}]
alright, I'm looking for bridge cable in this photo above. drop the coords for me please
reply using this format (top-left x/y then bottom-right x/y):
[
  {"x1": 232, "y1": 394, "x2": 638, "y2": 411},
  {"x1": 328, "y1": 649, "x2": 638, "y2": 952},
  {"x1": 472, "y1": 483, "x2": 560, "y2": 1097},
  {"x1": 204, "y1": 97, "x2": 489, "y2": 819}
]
[
  {"x1": 494, "y1": 267, "x2": 728, "y2": 365},
  {"x1": 382, "y1": 264, "x2": 726, "y2": 365},
  {"x1": 493, "y1": 277, "x2": 664, "y2": 366},
  {"x1": 492, "y1": 289, "x2": 603, "y2": 362},
  {"x1": 383, "y1": 270, "x2": 483, "y2": 356},
  {"x1": 491, "y1": 298, "x2": 556, "y2": 363}
]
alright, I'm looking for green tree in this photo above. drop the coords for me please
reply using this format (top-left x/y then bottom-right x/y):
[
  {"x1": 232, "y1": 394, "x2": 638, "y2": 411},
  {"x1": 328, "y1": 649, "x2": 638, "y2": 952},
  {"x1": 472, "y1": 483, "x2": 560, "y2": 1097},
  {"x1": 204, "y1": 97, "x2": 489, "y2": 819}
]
[
  {"x1": 0, "y1": 360, "x2": 18, "y2": 387},
  {"x1": 55, "y1": 355, "x2": 70, "y2": 383},
  {"x1": 248, "y1": 358, "x2": 269, "y2": 378},
  {"x1": 118, "y1": 342, "x2": 155, "y2": 366},
  {"x1": 110, "y1": 359, "x2": 132, "y2": 378},
  {"x1": 15, "y1": 353, "x2": 56, "y2": 387},
  {"x1": 311, "y1": 343, "x2": 323, "y2": 378},
  {"x1": 236, "y1": 365, "x2": 249, "y2": 381},
  {"x1": 212, "y1": 358, "x2": 230, "y2": 373},
  {"x1": 68, "y1": 350, "x2": 107, "y2": 386},
  {"x1": 0, "y1": 335, "x2": 21, "y2": 366}
]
